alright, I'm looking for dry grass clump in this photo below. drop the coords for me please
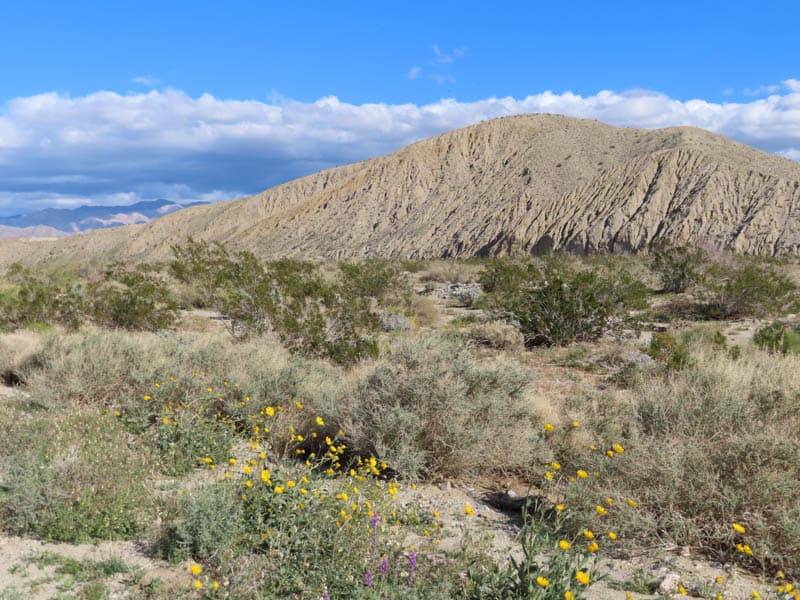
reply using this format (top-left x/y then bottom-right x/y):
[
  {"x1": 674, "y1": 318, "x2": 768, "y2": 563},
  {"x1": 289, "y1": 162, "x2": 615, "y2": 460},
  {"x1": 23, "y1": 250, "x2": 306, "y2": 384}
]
[
  {"x1": 417, "y1": 260, "x2": 484, "y2": 284},
  {"x1": 314, "y1": 333, "x2": 545, "y2": 480},
  {"x1": 566, "y1": 339, "x2": 800, "y2": 571},
  {"x1": 466, "y1": 319, "x2": 525, "y2": 351}
]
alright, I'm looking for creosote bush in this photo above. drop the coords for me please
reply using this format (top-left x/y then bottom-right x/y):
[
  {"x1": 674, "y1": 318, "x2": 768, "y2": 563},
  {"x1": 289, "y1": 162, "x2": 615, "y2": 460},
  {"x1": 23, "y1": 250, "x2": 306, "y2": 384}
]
[{"x1": 650, "y1": 241, "x2": 704, "y2": 293}]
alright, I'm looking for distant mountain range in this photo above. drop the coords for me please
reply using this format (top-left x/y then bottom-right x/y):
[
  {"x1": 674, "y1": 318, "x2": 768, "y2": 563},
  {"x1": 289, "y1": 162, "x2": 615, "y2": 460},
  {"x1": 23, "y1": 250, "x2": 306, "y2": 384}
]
[{"x1": 0, "y1": 199, "x2": 207, "y2": 239}]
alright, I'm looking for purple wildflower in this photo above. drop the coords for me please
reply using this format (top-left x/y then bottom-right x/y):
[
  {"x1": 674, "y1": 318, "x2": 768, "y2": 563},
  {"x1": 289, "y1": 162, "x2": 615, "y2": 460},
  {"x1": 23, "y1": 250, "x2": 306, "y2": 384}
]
[
  {"x1": 370, "y1": 512, "x2": 380, "y2": 560},
  {"x1": 321, "y1": 591, "x2": 330, "y2": 600},
  {"x1": 364, "y1": 570, "x2": 374, "y2": 587},
  {"x1": 407, "y1": 550, "x2": 417, "y2": 586},
  {"x1": 380, "y1": 557, "x2": 389, "y2": 580}
]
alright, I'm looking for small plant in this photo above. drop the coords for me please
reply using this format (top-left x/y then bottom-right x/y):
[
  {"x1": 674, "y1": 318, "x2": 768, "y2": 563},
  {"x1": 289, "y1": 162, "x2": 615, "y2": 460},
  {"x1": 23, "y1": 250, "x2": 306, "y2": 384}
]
[
  {"x1": 753, "y1": 322, "x2": 800, "y2": 355},
  {"x1": 700, "y1": 260, "x2": 797, "y2": 319}
]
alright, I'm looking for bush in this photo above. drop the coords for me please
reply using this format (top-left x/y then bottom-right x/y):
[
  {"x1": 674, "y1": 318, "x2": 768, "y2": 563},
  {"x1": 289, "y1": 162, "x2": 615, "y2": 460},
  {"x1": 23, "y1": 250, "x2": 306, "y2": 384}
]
[
  {"x1": 651, "y1": 241, "x2": 704, "y2": 293},
  {"x1": 89, "y1": 269, "x2": 177, "y2": 331},
  {"x1": 338, "y1": 259, "x2": 409, "y2": 304},
  {"x1": 315, "y1": 334, "x2": 543, "y2": 480},
  {"x1": 170, "y1": 240, "x2": 379, "y2": 364},
  {"x1": 481, "y1": 261, "x2": 642, "y2": 346},
  {"x1": 0, "y1": 278, "x2": 85, "y2": 330},
  {"x1": 465, "y1": 320, "x2": 525, "y2": 351},
  {"x1": 753, "y1": 322, "x2": 800, "y2": 355},
  {"x1": 700, "y1": 261, "x2": 797, "y2": 319}
]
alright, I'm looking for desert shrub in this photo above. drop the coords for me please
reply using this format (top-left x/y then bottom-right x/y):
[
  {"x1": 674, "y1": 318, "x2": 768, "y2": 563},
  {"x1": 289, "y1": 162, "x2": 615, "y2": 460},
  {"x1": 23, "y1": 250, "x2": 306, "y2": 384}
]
[
  {"x1": 650, "y1": 241, "x2": 704, "y2": 293},
  {"x1": 645, "y1": 331, "x2": 691, "y2": 370},
  {"x1": 0, "y1": 278, "x2": 85, "y2": 330},
  {"x1": 561, "y1": 343, "x2": 800, "y2": 572},
  {"x1": 481, "y1": 261, "x2": 643, "y2": 346},
  {"x1": 406, "y1": 295, "x2": 439, "y2": 328},
  {"x1": 418, "y1": 259, "x2": 484, "y2": 284},
  {"x1": 700, "y1": 261, "x2": 797, "y2": 319},
  {"x1": 314, "y1": 334, "x2": 542, "y2": 480},
  {"x1": 466, "y1": 320, "x2": 525, "y2": 351},
  {"x1": 88, "y1": 269, "x2": 177, "y2": 331},
  {"x1": 0, "y1": 411, "x2": 153, "y2": 542},
  {"x1": 338, "y1": 259, "x2": 409, "y2": 304},
  {"x1": 170, "y1": 240, "x2": 379, "y2": 364},
  {"x1": 753, "y1": 322, "x2": 800, "y2": 355}
]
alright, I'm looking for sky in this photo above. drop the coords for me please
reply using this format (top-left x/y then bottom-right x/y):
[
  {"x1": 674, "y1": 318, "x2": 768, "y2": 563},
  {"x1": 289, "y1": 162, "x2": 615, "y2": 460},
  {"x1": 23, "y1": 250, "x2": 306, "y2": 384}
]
[{"x1": 0, "y1": 0, "x2": 799, "y2": 215}]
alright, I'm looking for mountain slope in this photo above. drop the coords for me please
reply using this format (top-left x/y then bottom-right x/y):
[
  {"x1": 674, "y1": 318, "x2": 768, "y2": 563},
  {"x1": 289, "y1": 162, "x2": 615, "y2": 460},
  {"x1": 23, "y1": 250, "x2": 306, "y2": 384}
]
[{"x1": 2, "y1": 114, "x2": 799, "y2": 263}]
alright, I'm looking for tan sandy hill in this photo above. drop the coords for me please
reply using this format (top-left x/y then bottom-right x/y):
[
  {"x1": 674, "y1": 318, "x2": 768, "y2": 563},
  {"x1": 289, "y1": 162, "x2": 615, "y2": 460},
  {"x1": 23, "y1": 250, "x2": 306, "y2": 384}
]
[{"x1": 2, "y1": 113, "x2": 799, "y2": 264}]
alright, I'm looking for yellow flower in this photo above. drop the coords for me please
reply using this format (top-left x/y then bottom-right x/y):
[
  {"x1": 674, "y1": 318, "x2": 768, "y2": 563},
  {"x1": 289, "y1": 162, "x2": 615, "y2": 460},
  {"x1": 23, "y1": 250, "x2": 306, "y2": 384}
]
[
  {"x1": 287, "y1": 480, "x2": 296, "y2": 488},
  {"x1": 243, "y1": 465, "x2": 252, "y2": 474},
  {"x1": 544, "y1": 423, "x2": 554, "y2": 432},
  {"x1": 572, "y1": 420, "x2": 580, "y2": 428},
  {"x1": 583, "y1": 529, "x2": 595, "y2": 539},
  {"x1": 606, "y1": 497, "x2": 614, "y2": 506},
  {"x1": 295, "y1": 401, "x2": 303, "y2": 410},
  {"x1": 608, "y1": 532, "x2": 618, "y2": 540},
  {"x1": 552, "y1": 462, "x2": 561, "y2": 470},
  {"x1": 596, "y1": 505, "x2": 607, "y2": 516},
  {"x1": 626, "y1": 498, "x2": 638, "y2": 508},
  {"x1": 577, "y1": 469, "x2": 588, "y2": 479},
  {"x1": 212, "y1": 581, "x2": 219, "y2": 590},
  {"x1": 589, "y1": 444, "x2": 598, "y2": 451},
  {"x1": 742, "y1": 544, "x2": 754, "y2": 556},
  {"x1": 265, "y1": 406, "x2": 275, "y2": 417},
  {"x1": 626, "y1": 594, "x2": 635, "y2": 600},
  {"x1": 679, "y1": 585, "x2": 687, "y2": 595},
  {"x1": 565, "y1": 592, "x2": 574, "y2": 600},
  {"x1": 190, "y1": 563, "x2": 203, "y2": 575},
  {"x1": 274, "y1": 485, "x2": 285, "y2": 494},
  {"x1": 613, "y1": 443, "x2": 625, "y2": 453},
  {"x1": 576, "y1": 571, "x2": 590, "y2": 585},
  {"x1": 559, "y1": 539, "x2": 571, "y2": 550},
  {"x1": 715, "y1": 576, "x2": 725, "y2": 584},
  {"x1": 536, "y1": 576, "x2": 550, "y2": 588},
  {"x1": 587, "y1": 541, "x2": 599, "y2": 553},
  {"x1": 228, "y1": 458, "x2": 237, "y2": 466},
  {"x1": 732, "y1": 522, "x2": 746, "y2": 534},
  {"x1": 143, "y1": 395, "x2": 151, "y2": 401},
  {"x1": 162, "y1": 417, "x2": 170, "y2": 424},
  {"x1": 785, "y1": 583, "x2": 794, "y2": 592},
  {"x1": 752, "y1": 591, "x2": 761, "y2": 599},
  {"x1": 260, "y1": 469, "x2": 271, "y2": 483},
  {"x1": 777, "y1": 571, "x2": 785, "y2": 580},
  {"x1": 316, "y1": 416, "x2": 325, "y2": 426},
  {"x1": 555, "y1": 503, "x2": 565, "y2": 511},
  {"x1": 464, "y1": 505, "x2": 474, "y2": 516},
  {"x1": 545, "y1": 471, "x2": 554, "y2": 481},
  {"x1": 606, "y1": 450, "x2": 615, "y2": 457},
  {"x1": 244, "y1": 480, "x2": 253, "y2": 488},
  {"x1": 193, "y1": 580, "x2": 203, "y2": 590}
]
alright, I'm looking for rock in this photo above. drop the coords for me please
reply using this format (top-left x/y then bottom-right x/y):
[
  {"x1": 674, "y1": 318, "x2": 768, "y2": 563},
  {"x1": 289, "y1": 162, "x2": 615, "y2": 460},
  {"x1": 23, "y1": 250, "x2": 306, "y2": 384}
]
[{"x1": 659, "y1": 572, "x2": 681, "y2": 595}]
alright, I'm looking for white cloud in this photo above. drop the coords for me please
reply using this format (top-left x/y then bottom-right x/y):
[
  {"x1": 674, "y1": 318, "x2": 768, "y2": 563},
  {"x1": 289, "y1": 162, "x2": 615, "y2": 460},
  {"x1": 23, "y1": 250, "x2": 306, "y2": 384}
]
[
  {"x1": 1, "y1": 86, "x2": 800, "y2": 214},
  {"x1": 743, "y1": 84, "x2": 782, "y2": 96},
  {"x1": 432, "y1": 45, "x2": 466, "y2": 64},
  {"x1": 783, "y1": 79, "x2": 800, "y2": 92},
  {"x1": 132, "y1": 75, "x2": 160, "y2": 86},
  {"x1": 407, "y1": 66, "x2": 422, "y2": 80}
]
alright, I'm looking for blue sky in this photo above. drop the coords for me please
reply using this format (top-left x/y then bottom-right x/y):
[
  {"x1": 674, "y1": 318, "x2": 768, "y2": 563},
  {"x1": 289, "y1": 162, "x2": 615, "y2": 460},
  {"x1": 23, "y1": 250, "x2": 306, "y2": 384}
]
[{"x1": 1, "y1": 1, "x2": 799, "y2": 214}]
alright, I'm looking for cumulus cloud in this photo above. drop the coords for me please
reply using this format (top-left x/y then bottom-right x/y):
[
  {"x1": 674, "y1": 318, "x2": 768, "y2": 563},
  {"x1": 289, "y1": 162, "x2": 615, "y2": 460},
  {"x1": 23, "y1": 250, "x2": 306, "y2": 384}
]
[
  {"x1": 1, "y1": 86, "x2": 800, "y2": 214},
  {"x1": 407, "y1": 66, "x2": 422, "y2": 80}
]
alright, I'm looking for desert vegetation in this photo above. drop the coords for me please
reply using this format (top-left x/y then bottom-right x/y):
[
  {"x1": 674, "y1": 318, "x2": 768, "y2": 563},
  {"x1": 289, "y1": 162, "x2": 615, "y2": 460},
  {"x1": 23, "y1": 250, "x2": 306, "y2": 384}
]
[{"x1": 0, "y1": 246, "x2": 799, "y2": 599}]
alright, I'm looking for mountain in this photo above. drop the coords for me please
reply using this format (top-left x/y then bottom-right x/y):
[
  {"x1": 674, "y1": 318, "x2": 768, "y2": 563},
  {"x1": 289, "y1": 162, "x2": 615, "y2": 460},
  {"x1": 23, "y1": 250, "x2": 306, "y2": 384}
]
[
  {"x1": 1, "y1": 114, "x2": 799, "y2": 263},
  {"x1": 0, "y1": 200, "x2": 207, "y2": 238}
]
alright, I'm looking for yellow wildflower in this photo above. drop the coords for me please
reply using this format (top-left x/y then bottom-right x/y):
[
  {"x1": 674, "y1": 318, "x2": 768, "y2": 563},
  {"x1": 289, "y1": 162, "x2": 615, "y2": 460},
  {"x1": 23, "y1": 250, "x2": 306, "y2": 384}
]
[
  {"x1": 583, "y1": 529, "x2": 595, "y2": 539},
  {"x1": 464, "y1": 505, "x2": 475, "y2": 516},
  {"x1": 596, "y1": 505, "x2": 607, "y2": 516},
  {"x1": 558, "y1": 540, "x2": 571, "y2": 551},
  {"x1": 608, "y1": 532, "x2": 618, "y2": 540},
  {"x1": 572, "y1": 420, "x2": 580, "y2": 428},
  {"x1": 577, "y1": 469, "x2": 588, "y2": 479},
  {"x1": 565, "y1": 592, "x2": 574, "y2": 600},
  {"x1": 587, "y1": 541, "x2": 599, "y2": 553},
  {"x1": 626, "y1": 498, "x2": 638, "y2": 508},
  {"x1": 190, "y1": 563, "x2": 203, "y2": 575},
  {"x1": 613, "y1": 443, "x2": 625, "y2": 453},
  {"x1": 193, "y1": 580, "x2": 203, "y2": 590},
  {"x1": 536, "y1": 576, "x2": 549, "y2": 588},
  {"x1": 732, "y1": 522, "x2": 746, "y2": 534},
  {"x1": 316, "y1": 416, "x2": 325, "y2": 426},
  {"x1": 544, "y1": 423, "x2": 554, "y2": 432},
  {"x1": 576, "y1": 571, "x2": 590, "y2": 585}
]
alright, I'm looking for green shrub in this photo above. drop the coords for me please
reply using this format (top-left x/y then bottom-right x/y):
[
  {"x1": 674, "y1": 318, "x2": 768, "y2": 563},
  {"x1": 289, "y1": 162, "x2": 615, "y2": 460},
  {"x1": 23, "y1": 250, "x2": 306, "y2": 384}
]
[
  {"x1": 338, "y1": 259, "x2": 409, "y2": 304},
  {"x1": 0, "y1": 278, "x2": 85, "y2": 330},
  {"x1": 645, "y1": 332, "x2": 691, "y2": 370},
  {"x1": 700, "y1": 261, "x2": 797, "y2": 319},
  {"x1": 753, "y1": 322, "x2": 800, "y2": 355},
  {"x1": 89, "y1": 269, "x2": 177, "y2": 331},
  {"x1": 651, "y1": 241, "x2": 704, "y2": 293},
  {"x1": 481, "y1": 261, "x2": 635, "y2": 346}
]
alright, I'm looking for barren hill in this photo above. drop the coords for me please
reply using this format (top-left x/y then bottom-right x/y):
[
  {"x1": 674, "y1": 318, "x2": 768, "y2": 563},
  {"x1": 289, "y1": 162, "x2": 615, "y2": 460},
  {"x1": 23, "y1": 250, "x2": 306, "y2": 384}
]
[{"x1": 2, "y1": 113, "x2": 800, "y2": 264}]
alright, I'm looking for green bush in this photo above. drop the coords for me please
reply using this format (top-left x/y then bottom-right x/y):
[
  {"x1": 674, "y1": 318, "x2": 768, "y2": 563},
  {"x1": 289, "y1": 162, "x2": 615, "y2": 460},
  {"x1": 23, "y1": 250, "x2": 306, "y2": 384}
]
[
  {"x1": 89, "y1": 269, "x2": 177, "y2": 331},
  {"x1": 481, "y1": 261, "x2": 643, "y2": 346},
  {"x1": 651, "y1": 241, "x2": 704, "y2": 293},
  {"x1": 700, "y1": 261, "x2": 797, "y2": 319},
  {"x1": 338, "y1": 259, "x2": 409, "y2": 304},
  {"x1": 170, "y1": 240, "x2": 379, "y2": 364},
  {"x1": 753, "y1": 322, "x2": 800, "y2": 355}
]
